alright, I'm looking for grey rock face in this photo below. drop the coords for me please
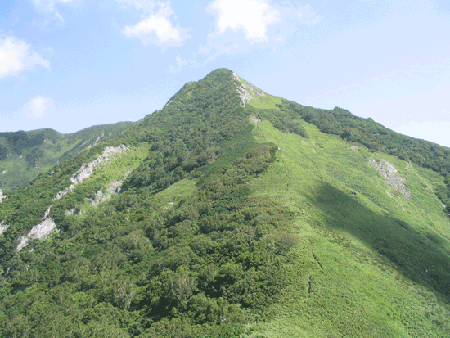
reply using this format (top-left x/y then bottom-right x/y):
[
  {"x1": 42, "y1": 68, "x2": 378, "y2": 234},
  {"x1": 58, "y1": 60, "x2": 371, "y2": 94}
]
[
  {"x1": 233, "y1": 72, "x2": 266, "y2": 106},
  {"x1": 370, "y1": 160, "x2": 411, "y2": 198},
  {"x1": 16, "y1": 205, "x2": 56, "y2": 251},
  {"x1": 54, "y1": 144, "x2": 128, "y2": 201},
  {"x1": 251, "y1": 116, "x2": 262, "y2": 123},
  {"x1": 87, "y1": 180, "x2": 124, "y2": 206},
  {"x1": 0, "y1": 220, "x2": 9, "y2": 235},
  {"x1": 65, "y1": 208, "x2": 83, "y2": 216},
  {"x1": 0, "y1": 189, "x2": 5, "y2": 203}
]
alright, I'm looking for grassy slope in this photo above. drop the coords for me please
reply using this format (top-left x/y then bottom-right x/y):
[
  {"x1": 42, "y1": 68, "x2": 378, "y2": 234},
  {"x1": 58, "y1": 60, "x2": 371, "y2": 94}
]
[{"x1": 244, "y1": 97, "x2": 450, "y2": 337}]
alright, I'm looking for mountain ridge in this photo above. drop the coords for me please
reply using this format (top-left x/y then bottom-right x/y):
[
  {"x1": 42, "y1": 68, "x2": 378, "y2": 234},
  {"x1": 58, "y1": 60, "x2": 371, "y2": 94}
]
[
  {"x1": 0, "y1": 121, "x2": 134, "y2": 194},
  {"x1": 0, "y1": 68, "x2": 449, "y2": 337}
]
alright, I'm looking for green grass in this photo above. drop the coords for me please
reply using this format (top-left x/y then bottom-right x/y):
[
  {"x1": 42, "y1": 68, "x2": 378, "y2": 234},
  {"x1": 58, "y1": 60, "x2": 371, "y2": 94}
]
[{"x1": 245, "y1": 120, "x2": 450, "y2": 337}]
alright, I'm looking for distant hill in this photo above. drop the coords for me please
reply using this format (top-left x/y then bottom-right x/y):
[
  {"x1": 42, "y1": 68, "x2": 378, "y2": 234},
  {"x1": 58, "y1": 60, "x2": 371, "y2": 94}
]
[
  {"x1": 0, "y1": 69, "x2": 449, "y2": 337},
  {"x1": 0, "y1": 122, "x2": 133, "y2": 193}
]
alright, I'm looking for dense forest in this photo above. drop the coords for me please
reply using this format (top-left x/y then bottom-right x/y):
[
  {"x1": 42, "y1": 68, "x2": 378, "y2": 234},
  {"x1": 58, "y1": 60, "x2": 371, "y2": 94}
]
[{"x1": 0, "y1": 69, "x2": 297, "y2": 337}]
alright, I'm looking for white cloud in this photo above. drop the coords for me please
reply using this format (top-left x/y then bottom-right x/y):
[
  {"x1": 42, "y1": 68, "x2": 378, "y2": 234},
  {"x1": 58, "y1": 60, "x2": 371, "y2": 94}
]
[
  {"x1": 24, "y1": 96, "x2": 53, "y2": 119},
  {"x1": 209, "y1": 0, "x2": 279, "y2": 42},
  {"x1": 124, "y1": 12, "x2": 180, "y2": 43},
  {"x1": 0, "y1": 37, "x2": 50, "y2": 79},
  {"x1": 121, "y1": 2, "x2": 185, "y2": 47},
  {"x1": 198, "y1": 1, "x2": 321, "y2": 63}
]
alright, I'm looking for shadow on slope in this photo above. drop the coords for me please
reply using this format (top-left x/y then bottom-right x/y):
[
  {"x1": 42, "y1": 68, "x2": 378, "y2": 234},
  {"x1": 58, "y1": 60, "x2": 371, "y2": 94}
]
[{"x1": 312, "y1": 183, "x2": 450, "y2": 304}]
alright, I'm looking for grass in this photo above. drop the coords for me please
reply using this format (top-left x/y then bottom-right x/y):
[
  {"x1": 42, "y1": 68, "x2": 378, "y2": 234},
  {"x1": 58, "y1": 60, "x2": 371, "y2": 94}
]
[{"x1": 245, "y1": 119, "x2": 450, "y2": 337}]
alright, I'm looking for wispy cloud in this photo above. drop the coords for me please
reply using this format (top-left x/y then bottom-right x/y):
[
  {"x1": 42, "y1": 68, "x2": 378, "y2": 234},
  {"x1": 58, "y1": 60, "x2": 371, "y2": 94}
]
[
  {"x1": 0, "y1": 37, "x2": 50, "y2": 79},
  {"x1": 296, "y1": 5, "x2": 322, "y2": 25},
  {"x1": 120, "y1": 1, "x2": 186, "y2": 48},
  {"x1": 29, "y1": 0, "x2": 77, "y2": 21},
  {"x1": 169, "y1": 55, "x2": 187, "y2": 73},
  {"x1": 24, "y1": 96, "x2": 53, "y2": 119}
]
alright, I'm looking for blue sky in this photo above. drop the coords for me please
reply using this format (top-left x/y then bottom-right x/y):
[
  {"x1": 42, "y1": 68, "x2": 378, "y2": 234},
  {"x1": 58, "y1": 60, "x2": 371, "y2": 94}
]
[{"x1": 1, "y1": 1, "x2": 450, "y2": 147}]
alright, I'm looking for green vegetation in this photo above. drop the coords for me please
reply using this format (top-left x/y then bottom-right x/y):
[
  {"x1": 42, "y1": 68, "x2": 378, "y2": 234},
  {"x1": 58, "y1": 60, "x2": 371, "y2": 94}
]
[
  {"x1": 275, "y1": 100, "x2": 450, "y2": 213},
  {"x1": 0, "y1": 122, "x2": 133, "y2": 193},
  {"x1": 246, "y1": 120, "x2": 450, "y2": 337},
  {"x1": 1, "y1": 69, "x2": 450, "y2": 337}
]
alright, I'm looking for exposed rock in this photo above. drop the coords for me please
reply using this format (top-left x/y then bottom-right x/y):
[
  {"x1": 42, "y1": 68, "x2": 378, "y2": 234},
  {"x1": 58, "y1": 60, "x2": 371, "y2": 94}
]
[
  {"x1": 0, "y1": 220, "x2": 9, "y2": 235},
  {"x1": 28, "y1": 218, "x2": 56, "y2": 240},
  {"x1": 251, "y1": 116, "x2": 262, "y2": 124},
  {"x1": 1, "y1": 169, "x2": 6, "y2": 174},
  {"x1": 88, "y1": 189, "x2": 110, "y2": 206},
  {"x1": 16, "y1": 205, "x2": 57, "y2": 251},
  {"x1": 232, "y1": 72, "x2": 242, "y2": 81},
  {"x1": 54, "y1": 184, "x2": 75, "y2": 200},
  {"x1": 65, "y1": 208, "x2": 83, "y2": 216},
  {"x1": 350, "y1": 146, "x2": 358, "y2": 151},
  {"x1": 107, "y1": 180, "x2": 124, "y2": 194},
  {"x1": 53, "y1": 144, "x2": 128, "y2": 201},
  {"x1": 70, "y1": 145, "x2": 128, "y2": 185},
  {"x1": 0, "y1": 189, "x2": 5, "y2": 203},
  {"x1": 370, "y1": 160, "x2": 411, "y2": 198},
  {"x1": 16, "y1": 236, "x2": 28, "y2": 251},
  {"x1": 88, "y1": 180, "x2": 124, "y2": 206},
  {"x1": 233, "y1": 72, "x2": 266, "y2": 106},
  {"x1": 43, "y1": 205, "x2": 52, "y2": 219},
  {"x1": 87, "y1": 136, "x2": 101, "y2": 149}
]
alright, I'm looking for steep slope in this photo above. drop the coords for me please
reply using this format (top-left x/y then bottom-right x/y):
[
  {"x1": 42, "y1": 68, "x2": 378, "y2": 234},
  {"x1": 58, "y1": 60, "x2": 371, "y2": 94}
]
[
  {"x1": 0, "y1": 122, "x2": 133, "y2": 194},
  {"x1": 0, "y1": 69, "x2": 450, "y2": 337}
]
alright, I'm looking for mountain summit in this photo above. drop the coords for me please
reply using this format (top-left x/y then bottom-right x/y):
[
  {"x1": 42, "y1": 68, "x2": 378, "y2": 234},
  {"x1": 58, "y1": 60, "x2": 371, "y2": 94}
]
[{"x1": 1, "y1": 69, "x2": 450, "y2": 337}]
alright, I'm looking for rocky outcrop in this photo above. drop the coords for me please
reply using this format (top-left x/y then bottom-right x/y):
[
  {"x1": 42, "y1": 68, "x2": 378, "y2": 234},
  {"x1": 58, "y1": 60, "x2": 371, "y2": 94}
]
[
  {"x1": 233, "y1": 72, "x2": 266, "y2": 106},
  {"x1": 251, "y1": 116, "x2": 262, "y2": 123},
  {"x1": 88, "y1": 180, "x2": 124, "y2": 206},
  {"x1": 65, "y1": 208, "x2": 83, "y2": 216},
  {"x1": 87, "y1": 136, "x2": 101, "y2": 149},
  {"x1": 54, "y1": 144, "x2": 128, "y2": 201},
  {"x1": 370, "y1": 160, "x2": 411, "y2": 198},
  {"x1": 16, "y1": 206, "x2": 56, "y2": 251},
  {"x1": 0, "y1": 220, "x2": 9, "y2": 235},
  {"x1": 0, "y1": 189, "x2": 5, "y2": 203}
]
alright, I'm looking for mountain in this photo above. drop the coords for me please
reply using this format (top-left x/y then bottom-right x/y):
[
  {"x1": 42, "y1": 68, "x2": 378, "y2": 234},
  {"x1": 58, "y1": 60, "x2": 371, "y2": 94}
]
[
  {"x1": 0, "y1": 69, "x2": 450, "y2": 337},
  {"x1": 0, "y1": 122, "x2": 133, "y2": 193}
]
